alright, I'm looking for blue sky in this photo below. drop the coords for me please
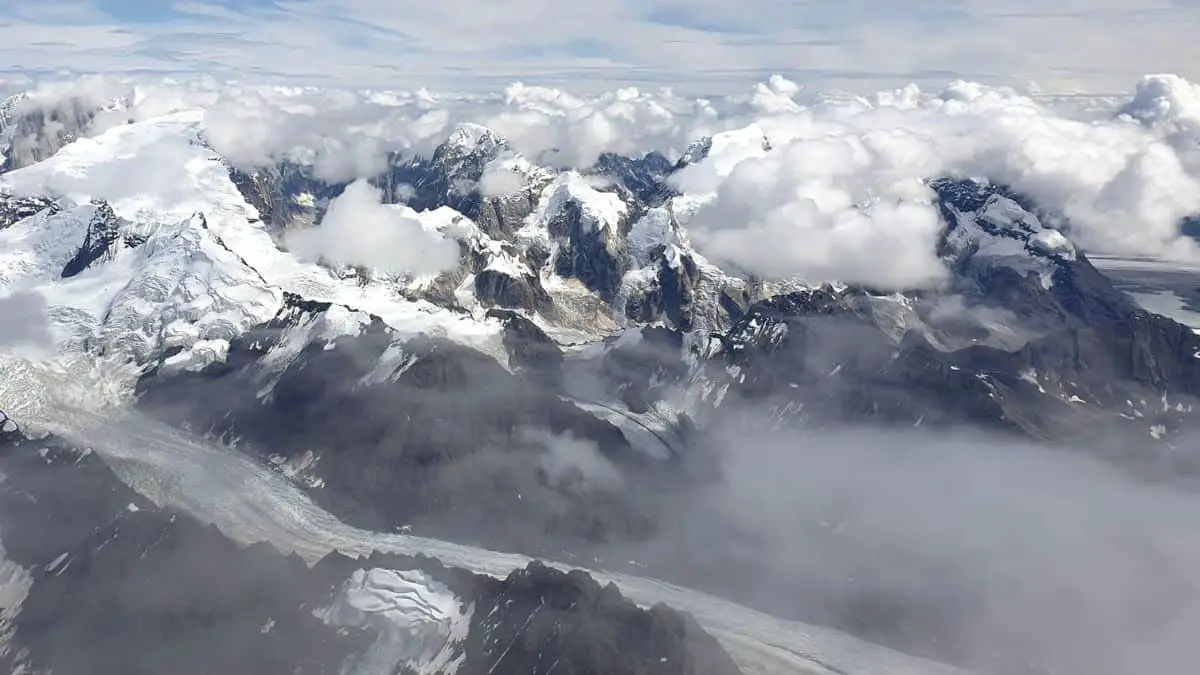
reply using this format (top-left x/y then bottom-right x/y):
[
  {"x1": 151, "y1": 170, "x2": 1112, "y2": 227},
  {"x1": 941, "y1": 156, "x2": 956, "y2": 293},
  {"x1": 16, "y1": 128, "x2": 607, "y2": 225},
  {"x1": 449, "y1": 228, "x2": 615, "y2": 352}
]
[{"x1": 1, "y1": 0, "x2": 1198, "y2": 94}]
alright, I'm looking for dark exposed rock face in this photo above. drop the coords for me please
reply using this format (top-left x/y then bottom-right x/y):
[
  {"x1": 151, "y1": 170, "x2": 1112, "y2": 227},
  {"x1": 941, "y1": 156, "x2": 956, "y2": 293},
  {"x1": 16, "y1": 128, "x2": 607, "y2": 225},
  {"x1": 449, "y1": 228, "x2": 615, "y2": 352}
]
[
  {"x1": 589, "y1": 152, "x2": 677, "y2": 206},
  {"x1": 1, "y1": 96, "x2": 97, "y2": 173},
  {"x1": 705, "y1": 287, "x2": 1027, "y2": 432},
  {"x1": 624, "y1": 248, "x2": 706, "y2": 330},
  {"x1": 61, "y1": 201, "x2": 125, "y2": 278},
  {"x1": 474, "y1": 267, "x2": 550, "y2": 311},
  {"x1": 0, "y1": 194, "x2": 59, "y2": 230},
  {"x1": 227, "y1": 162, "x2": 342, "y2": 233},
  {"x1": 0, "y1": 430, "x2": 741, "y2": 675},
  {"x1": 456, "y1": 561, "x2": 741, "y2": 675},
  {"x1": 468, "y1": 190, "x2": 543, "y2": 241},
  {"x1": 488, "y1": 308, "x2": 564, "y2": 389},
  {"x1": 387, "y1": 125, "x2": 507, "y2": 214},
  {"x1": 382, "y1": 125, "x2": 557, "y2": 243},
  {"x1": 698, "y1": 180, "x2": 1200, "y2": 473},
  {"x1": 549, "y1": 196, "x2": 635, "y2": 301},
  {"x1": 134, "y1": 295, "x2": 663, "y2": 547}
]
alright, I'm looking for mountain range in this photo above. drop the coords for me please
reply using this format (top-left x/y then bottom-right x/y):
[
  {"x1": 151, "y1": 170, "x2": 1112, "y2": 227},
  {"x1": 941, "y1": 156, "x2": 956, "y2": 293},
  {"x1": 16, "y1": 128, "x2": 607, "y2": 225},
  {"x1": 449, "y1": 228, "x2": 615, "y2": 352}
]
[{"x1": 2, "y1": 83, "x2": 1200, "y2": 675}]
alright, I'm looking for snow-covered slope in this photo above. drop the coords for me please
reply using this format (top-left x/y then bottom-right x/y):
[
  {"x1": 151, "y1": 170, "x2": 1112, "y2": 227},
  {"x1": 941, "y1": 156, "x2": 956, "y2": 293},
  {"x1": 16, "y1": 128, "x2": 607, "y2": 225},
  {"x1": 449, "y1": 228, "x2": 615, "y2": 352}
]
[
  {"x1": 0, "y1": 111, "x2": 507, "y2": 375},
  {"x1": 318, "y1": 567, "x2": 471, "y2": 675}
]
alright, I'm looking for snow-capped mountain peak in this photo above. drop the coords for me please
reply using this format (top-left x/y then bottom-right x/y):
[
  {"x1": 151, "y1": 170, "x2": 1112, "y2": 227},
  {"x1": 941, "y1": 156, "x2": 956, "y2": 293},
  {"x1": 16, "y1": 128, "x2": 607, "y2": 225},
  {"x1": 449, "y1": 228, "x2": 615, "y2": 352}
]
[
  {"x1": 0, "y1": 111, "x2": 510, "y2": 377},
  {"x1": 442, "y1": 121, "x2": 506, "y2": 156},
  {"x1": 933, "y1": 177, "x2": 1077, "y2": 289}
]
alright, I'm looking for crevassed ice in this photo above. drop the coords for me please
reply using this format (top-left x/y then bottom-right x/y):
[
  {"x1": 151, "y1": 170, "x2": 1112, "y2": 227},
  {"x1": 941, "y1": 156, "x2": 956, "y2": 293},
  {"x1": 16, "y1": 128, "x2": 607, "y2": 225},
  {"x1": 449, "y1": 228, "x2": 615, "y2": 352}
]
[{"x1": 319, "y1": 568, "x2": 471, "y2": 675}]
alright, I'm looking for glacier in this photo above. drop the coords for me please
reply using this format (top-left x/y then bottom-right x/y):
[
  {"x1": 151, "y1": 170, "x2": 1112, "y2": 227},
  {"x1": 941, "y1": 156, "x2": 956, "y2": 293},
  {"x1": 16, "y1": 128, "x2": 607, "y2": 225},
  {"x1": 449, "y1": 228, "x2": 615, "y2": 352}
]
[
  {"x1": 17, "y1": 398, "x2": 966, "y2": 675},
  {"x1": 0, "y1": 345, "x2": 966, "y2": 675}
]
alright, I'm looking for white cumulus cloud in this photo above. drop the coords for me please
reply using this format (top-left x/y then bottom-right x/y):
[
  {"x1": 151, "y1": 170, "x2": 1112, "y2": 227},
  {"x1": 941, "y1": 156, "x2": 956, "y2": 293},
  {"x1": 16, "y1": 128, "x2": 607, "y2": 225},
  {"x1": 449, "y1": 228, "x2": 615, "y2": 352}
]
[
  {"x1": 478, "y1": 157, "x2": 529, "y2": 197},
  {"x1": 6, "y1": 70, "x2": 1200, "y2": 291},
  {"x1": 285, "y1": 179, "x2": 460, "y2": 277},
  {"x1": 672, "y1": 73, "x2": 1200, "y2": 286}
]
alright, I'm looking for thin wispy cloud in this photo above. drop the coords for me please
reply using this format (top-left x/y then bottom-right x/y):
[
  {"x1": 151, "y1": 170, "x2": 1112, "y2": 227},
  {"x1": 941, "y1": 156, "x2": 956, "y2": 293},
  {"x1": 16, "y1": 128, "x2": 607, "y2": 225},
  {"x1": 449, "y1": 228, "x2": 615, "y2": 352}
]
[{"x1": 0, "y1": 0, "x2": 1198, "y2": 93}]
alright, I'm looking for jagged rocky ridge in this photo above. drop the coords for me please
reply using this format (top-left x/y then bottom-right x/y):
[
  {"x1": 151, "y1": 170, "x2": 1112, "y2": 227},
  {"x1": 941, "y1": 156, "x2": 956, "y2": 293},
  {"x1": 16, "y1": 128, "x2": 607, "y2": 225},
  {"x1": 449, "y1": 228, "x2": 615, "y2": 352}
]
[
  {"x1": 229, "y1": 124, "x2": 749, "y2": 332},
  {"x1": 0, "y1": 427, "x2": 741, "y2": 675},
  {"x1": 125, "y1": 122, "x2": 1200, "y2": 550},
  {"x1": 219, "y1": 125, "x2": 1200, "y2": 446},
  {"x1": 698, "y1": 179, "x2": 1200, "y2": 458}
]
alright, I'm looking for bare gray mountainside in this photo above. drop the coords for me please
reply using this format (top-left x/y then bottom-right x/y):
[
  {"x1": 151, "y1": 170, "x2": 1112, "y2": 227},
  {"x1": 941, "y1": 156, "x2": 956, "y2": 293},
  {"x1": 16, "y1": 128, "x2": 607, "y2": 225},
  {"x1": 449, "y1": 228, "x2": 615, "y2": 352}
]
[
  {"x1": 0, "y1": 428, "x2": 742, "y2": 675},
  {"x1": 0, "y1": 94, "x2": 130, "y2": 174}
]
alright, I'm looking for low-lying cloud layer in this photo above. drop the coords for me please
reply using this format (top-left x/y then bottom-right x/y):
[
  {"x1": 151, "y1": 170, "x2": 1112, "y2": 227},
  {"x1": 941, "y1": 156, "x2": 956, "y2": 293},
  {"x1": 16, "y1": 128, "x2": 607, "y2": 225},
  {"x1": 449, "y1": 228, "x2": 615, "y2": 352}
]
[
  {"x1": 623, "y1": 420, "x2": 1200, "y2": 675},
  {"x1": 6, "y1": 72, "x2": 1200, "y2": 289}
]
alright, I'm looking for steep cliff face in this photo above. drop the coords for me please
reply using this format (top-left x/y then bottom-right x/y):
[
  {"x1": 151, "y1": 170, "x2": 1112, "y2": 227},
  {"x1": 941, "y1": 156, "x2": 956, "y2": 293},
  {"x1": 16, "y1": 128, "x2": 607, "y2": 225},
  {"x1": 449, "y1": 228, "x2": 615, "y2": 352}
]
[
  {"x1": 60, "y1": 201, "x2": 127, "y2": 278},
  {"x1": 1, "y1": 96, "x2": 101, "y2": 173},
  {"x1": 694, "y1": 180, "x2": 1200, "y2": 461},
  {"x1": 227, "y1": 160, "x2": 341, "y2": 235}
]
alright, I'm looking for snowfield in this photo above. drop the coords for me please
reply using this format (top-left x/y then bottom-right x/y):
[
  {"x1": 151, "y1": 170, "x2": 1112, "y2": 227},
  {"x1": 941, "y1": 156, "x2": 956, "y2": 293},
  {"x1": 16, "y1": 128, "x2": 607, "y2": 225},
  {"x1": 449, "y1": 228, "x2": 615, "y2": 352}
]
[{"x1": 0, "y1": 112, "x2": 506, "y2": 371}]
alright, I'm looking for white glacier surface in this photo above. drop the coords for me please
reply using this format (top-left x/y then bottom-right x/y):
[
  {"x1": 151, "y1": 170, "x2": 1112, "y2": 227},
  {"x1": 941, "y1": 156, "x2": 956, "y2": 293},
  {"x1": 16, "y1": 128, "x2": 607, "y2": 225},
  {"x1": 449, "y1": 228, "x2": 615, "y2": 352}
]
[{"x1": 319, "y1": 568, "x2": 471, "y2": 675}]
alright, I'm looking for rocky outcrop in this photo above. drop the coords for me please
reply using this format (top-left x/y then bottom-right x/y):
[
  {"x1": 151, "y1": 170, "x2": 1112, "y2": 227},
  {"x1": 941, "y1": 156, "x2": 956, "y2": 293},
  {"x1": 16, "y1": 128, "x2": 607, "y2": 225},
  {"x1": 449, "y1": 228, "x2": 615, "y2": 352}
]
[
  {"x1": 488, "y1": 308, "x2": 564, "y2": 388},
  {"x1": 473, "y1": 266, "x2": 550, "y2": 311},
  {"x1": 457, "y1": 561, "x2": 742, "y2": 675},
  {"x1": 623, "y1": 247, "x2": 706, "y2": 330},
  {"x1": 548, "y1": 191, "x2": 636, "y2": 301},
  {"x1": 469, "y1": 189, "x2": 543, "y2": 240},
  {"x1": 0, "y1": 193, "x2": 58, "y2": 230},
  {"x1": 227, "y1": 161, "x2": 341, "y2": 234},
  {"x1": 61, "y1": 201, "x2": 125, "y2": 278},
  {"x1": 0, "y1": 96, "x2": 98, "y2": 173},
  {"x1": 589, "y1": 151, "x2": 677, "y2": 206},
  {"x1": 387, "y1": 124, "x2": 507, "y2": 213}
]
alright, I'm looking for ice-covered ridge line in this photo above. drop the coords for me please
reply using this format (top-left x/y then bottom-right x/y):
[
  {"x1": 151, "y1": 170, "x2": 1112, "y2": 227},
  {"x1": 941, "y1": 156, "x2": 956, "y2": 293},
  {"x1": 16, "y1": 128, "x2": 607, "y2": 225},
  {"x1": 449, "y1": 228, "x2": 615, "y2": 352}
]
[
  {"x1": 0, "y1": 110, "x2": 508, "y2": 364},
  {"x1": 23, "y1": 401, "x2": 966, "y2": 675}
]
